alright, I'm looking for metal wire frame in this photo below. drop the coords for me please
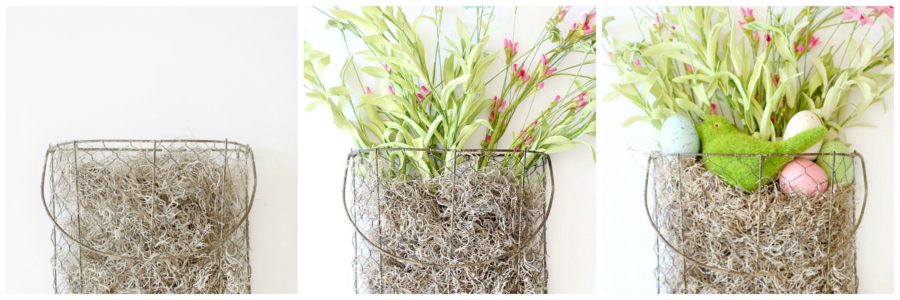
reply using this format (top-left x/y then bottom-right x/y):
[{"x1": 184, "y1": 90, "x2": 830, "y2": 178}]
[
  {"x1": 40, "y1": 139, "x2": 257, "y2": 293},
  {"x1": 341, "y1": 147, "x2": 554, "y2": 293},
  {"x1": 643, "y1": 151, "x2": 867, "y2": 293}
]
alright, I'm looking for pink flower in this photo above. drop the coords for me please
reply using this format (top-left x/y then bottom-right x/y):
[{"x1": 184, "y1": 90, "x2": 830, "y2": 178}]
[
  {"x1": 808, "y1": 35, "x2": 820, "y2": 48},
  {"x1": 485, "y1": 134, "x2": 492, "y2": 143},
  {"x1": 685, "y1": 64, "x2": 693, "y2": 73},
  {"x1": 578, "y1": 92, "x2": 587, "y2": 101},
  {"x1": 710, "y1": 102, "x2": 718, "y2": 114},
  {"x1": 538, "y1": 82, "x2": 545, "y2": 89},
  {"x1": 859, "y1": 13, "x2": 873, "y2": 26},
  {"x1": 383, "y1": 64, "x2": 391, "y2": 72},
  {"x1": 765, "y1": 33, "x2": 772, "y2": 43},
  {"x1": 541, "y1": 54, "x2": 548, "y2": 66},
  {"x1": 739, "y1": 7, "x2": 755, "y2": 27},
  {"x1": 504, "y1": 38, "x2": 519, "y2": 57},
  {"x1": 577, "y1": 100, "x2": 588, "y2": 109},
  {"x1": 524, "y1": 75, "x2": 531, "y2": 83},
  {"x1": 795, "y1": 43, "x2": 805, "y2": 53},
  {"x1": 545, "y1": 67, "x2": 557, "y2": 76},
  {"x1": 499, "y1": 100, "x2": 507, "y2": 110},
  {"x1": 654, "y1": 13, "x2": 661, "y2": 25},
  {"x1": 416, "y1": 93, "x2": 425, "y2": 100},
  {"x1": 868, "y1": 6, "x2": 894, "y2": 19},
  {"x1": 571, "y1": 22, "x2": 578, "y2": 31},
  {"x1": 388, "y1": 84, "x2": 395, "y2": 95},
  {"x1": 365, "y1": 85, "x2": 373, "y2": 94},
  {"x1": 420, "y1": 85, "x2": 430, "y2": 95},
  {"x1": 493, "y1": 95, "x2": 500, "y2": 107},
  {"x1": 558, "y1": 6, "x2": 571, "y2": 20},
  {"x1": 633, "y1": 59, "x2": 642, "y2": 67},
  {"x1": 582, "y1": 11, "x2": 596, "y2": 33},
  {"x1": 844, "y1": 7, "x2": 861, "y2": 20},
  {"x1": 553, "y1": 95, "x2": 561, "y2": 104}
]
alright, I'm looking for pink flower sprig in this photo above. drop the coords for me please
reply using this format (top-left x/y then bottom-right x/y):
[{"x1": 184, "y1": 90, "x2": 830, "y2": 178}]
[
  {"x1": 416, "y1": 85, "x2": 430, "y2": 100},
  {"x1": 512, "y1": 64, "x2": 531, "y2": 82},
  {"x1": 738, "y1": 7, "x2": 755, "y2": 28},
  {"x1": 576, "y1": 92, "x2": 589, "y2": 109},
  {"x1": 504, "y1": 38, "x2": 519, "y2": 62},
  {"x1": 867, "y1": 6, "x2": 894, "y2": 19},
  {"x1": 557, "y1": 6, "x2": 571, "y2": 20},
  {"x1": 843, "y1": 7, "x2": 874, "y2": 26},
  {"x1": 541, "y1": 53, "x2": 557, "y2": 76}
]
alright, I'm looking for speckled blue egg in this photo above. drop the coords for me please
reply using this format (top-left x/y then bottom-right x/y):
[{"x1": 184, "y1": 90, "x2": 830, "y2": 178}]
[{"x1": 660, "y1": 115, "x2": 700, "y2": 154}]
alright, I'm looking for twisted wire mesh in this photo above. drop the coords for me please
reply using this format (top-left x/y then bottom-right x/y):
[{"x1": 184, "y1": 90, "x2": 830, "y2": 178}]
[
  {"x1": 646, "y1": 152, "x2": 864, "y2": 294},
  {"x1": 345, "y1": 148, "x2": 551, "y2": 294},
  {"x1": 42, "y1": 140, "x2": 254, "y2": 294}
]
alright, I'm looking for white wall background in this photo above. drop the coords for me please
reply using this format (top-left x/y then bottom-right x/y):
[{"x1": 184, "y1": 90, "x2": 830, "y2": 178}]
[
  {"x1": 6, "y1": 7, "x2": 298, "y2": 293},
  {"x1": 299, "y1": 6, "x2": 597, "y2": 294},
  {"x1": 598, "y1": 6, "x2": 894, "y2": 294}
]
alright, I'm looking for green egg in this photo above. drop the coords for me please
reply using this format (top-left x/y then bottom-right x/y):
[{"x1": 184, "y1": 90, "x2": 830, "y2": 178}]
[{"x1": 815, "y1": 140, "x2": 854, "y2": 187}]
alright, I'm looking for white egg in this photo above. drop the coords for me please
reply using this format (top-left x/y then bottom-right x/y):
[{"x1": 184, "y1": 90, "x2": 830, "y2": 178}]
[
  {"x1": 660, "y1": 115, "x2": 700, "y2": 154},
  {"x1": 782, "y1": 110, "x2": 823, "y2": 159}
]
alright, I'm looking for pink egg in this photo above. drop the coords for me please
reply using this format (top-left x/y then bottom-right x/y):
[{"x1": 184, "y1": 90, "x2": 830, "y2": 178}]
[{"x1": 779, "y1": 158, "x2": 828, "y2": 197}]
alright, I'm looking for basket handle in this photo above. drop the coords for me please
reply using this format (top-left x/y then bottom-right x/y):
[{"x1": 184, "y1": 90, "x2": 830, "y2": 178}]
[
  {"x1": 643, "y1": 152, "x2": 868, "y2": 276},
  {"x1": 342, "y1": 149, "x2": 555, "y2": 268},
  {"x1": 40, "y1": 140, "x2": 258, "y2": 261}
]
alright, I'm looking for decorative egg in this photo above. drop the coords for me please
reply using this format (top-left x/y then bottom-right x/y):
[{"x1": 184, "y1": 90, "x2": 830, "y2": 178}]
[
  {"x1": 782, "y1": 110, "x2": 824, "y2": 159},
  {"x1": 659, "y1": 115, "x2": 700, "y2": 154},
  {"x1": 779, "y1": 158, "x2": 828, "y2": 197},
  {"x1": 815, "y1": 140, "x2": 854, "y2": 187}
]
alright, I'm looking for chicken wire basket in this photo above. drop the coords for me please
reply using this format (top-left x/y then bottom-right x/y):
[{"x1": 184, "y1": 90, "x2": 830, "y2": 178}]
[
  {"x1": 644, "y1": 152, "x2": 867, "y2": 294},
  {"x1": 342, "y1": 148, "x2": 554, "y2": 294},
  {"x1": 41, "y1": 139, "x2": 256, "y2": 294}
]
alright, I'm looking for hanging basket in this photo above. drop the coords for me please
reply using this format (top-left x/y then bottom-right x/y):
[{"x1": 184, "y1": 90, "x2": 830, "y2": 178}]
[
  {"x1": 644, "y1": 152, "x2": 867, "y2": 294},
  {"x1": 41, "y1": 139, "x2": 256, "y2": 294},
  {"x1": 342, "y1": 148, "x2": 554, "y2": 294}
]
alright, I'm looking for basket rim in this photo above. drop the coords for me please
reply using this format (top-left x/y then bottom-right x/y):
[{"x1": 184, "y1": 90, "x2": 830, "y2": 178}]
[
  {"x1": 649, "y1": 151, "x2": 860, "y2": 158},
  {"x1": 349, "y1": 147, "x2": 550, "y2": 157},
  {"x1": 342, "y1": 148, "x2": 555, "y2": 268},
  {"x1": 40, "y1": 138, "x2": 257, "y2": 261},
  {"x1": 643, "y1": 151, "x2": 868, "y2": 276},
  {"x1": 47, "y1": 139, "x2": 252, "y2": 152}
]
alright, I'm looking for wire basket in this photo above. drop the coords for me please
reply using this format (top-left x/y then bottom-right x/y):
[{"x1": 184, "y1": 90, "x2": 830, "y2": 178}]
[
  {"x1": 342, "y1": 148, "x2": 554, "y2": 294},
  {"x1": 41, "y1": 139, "x2": 256, "y2": 294},
  {"x1": 644, "y1": 152, "x2": 867, "y2": 294}
]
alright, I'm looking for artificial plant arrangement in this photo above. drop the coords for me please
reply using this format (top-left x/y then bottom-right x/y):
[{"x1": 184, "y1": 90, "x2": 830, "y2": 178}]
[
  {"x1": 603, "y1": 6, "x2": 892, "y2": 293},
  {"x1": 305, "y1": 6, "x2": 596, "y2": 177},
  {"x1": 305, "y1": 6, "x2": 596, "y2": 294},
  {"x1": 604, "y1": 6, "x2": 892, "y2": 194}
]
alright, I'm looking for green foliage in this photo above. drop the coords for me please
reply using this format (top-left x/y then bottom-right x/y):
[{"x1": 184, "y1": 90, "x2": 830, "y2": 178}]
[
  {"x1": 603, "y1": 6, "x2": 893, "y2": 142},
  {"x1": 305, "y1": 6, "x2": 597, "y2": 177}
]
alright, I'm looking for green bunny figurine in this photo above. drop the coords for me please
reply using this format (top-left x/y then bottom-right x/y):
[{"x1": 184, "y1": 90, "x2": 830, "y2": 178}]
[{"x1": 697, "y1": 115, "x2": 826, "y2": 191}]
